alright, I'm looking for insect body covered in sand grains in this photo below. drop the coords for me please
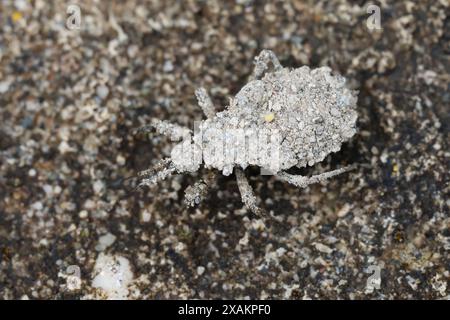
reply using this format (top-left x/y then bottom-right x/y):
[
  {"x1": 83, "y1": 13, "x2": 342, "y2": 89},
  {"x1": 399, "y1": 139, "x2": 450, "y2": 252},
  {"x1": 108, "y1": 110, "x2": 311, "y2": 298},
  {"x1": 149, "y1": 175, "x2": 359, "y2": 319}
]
[{"x1": 135, "y1": 50, "x2": 358, "y2": 216}]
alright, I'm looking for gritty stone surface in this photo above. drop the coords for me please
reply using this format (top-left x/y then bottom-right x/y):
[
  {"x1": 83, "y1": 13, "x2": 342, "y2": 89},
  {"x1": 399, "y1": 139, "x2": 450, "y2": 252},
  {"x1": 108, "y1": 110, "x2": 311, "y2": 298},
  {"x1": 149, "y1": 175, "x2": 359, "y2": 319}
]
[{"x1": 0, "y1": 0, "x2": 448, "y2": 299}]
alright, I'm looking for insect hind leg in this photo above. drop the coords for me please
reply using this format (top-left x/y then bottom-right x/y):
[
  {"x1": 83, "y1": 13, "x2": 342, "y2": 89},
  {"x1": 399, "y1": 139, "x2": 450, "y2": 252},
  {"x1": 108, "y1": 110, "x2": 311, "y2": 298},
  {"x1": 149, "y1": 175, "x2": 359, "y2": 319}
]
[
  {"x1": 276, "y1": 164, "x2": 357, "y2": 188},
  {"x1": 134, "y1": 118, "x2": 191, "y2": 141}
]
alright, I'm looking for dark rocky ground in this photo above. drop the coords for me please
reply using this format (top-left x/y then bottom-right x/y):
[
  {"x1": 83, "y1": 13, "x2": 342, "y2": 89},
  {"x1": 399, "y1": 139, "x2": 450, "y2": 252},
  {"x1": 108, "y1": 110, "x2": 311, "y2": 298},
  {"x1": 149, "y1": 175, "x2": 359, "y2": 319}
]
[{"x1": 0, "y1": 0, "x2": 448, "y2": 299}]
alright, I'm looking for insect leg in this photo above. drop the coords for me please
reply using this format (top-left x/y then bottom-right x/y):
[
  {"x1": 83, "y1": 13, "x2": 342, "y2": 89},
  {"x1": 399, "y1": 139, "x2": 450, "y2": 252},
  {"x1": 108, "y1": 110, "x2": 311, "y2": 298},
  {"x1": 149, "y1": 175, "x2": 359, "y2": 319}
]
[
  {"x1": 235, "y1": 168, "x2": 265, "y2": 216},
  {"x1": 134, "y1": 118, "x2": 191, "y2": 141},
  {"x1": 195, "y1": 87, "x2": 216, "y2": 119},
  {"x1": 276, "y1": 164, "x2": 357, "y2": 188},
  {"x1": 184, "y1": 171, "x2": 218, "y2": 207},
  {"x1": 137, "y1": 158, "x2": 177, "y2": 187},
  {"x1": 108, "y1": 158, "x2": 176, "y2": 213},
  {"x1": 251, "y1": 49, "x2": 283, "y2": 80}
]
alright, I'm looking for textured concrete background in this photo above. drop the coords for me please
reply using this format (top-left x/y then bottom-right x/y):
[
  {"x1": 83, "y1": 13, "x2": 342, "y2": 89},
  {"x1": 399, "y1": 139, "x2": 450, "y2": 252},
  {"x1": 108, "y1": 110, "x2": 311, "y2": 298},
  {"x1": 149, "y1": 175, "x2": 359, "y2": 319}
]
[{"x1": 0, "y1": 0, "x2": 448, "y2": 299}]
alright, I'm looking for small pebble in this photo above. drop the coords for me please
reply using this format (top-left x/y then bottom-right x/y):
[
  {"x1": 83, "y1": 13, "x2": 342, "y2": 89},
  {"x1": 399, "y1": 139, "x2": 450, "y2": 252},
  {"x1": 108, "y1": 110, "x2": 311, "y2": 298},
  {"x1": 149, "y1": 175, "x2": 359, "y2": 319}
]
[
  {"x1": 96, "y1": 85, "x2": 109, "y2": 100},
  {"x1": 28, "y1": 169, "x2": 36, "y2": 177},
  {"x1": 197, "y1": 266, "x2": 205, "y2": 276}
]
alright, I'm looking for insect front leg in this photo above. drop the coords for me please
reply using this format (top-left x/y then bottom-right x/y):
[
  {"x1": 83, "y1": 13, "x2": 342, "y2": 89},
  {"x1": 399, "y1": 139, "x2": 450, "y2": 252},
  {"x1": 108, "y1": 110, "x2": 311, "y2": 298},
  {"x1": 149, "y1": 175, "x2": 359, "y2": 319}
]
[
  {"x1": 276, "y1": 165, "x2": 357, "y2": 188},
  {"x1": 251, "y1": 49, "x2": 283, "y2": 80},
  {"x1": 195, "y1": 87, "x2": 216, "y2": 119},
  {"x1": 134, "y1": 118, "x2": 191, "y2": 141},
  {"x1": 108, "y1": 158, "x2": 177, "y2": 213},
  {"x1": 137, "y1": 158, "x2": 177, "y2": 187}
]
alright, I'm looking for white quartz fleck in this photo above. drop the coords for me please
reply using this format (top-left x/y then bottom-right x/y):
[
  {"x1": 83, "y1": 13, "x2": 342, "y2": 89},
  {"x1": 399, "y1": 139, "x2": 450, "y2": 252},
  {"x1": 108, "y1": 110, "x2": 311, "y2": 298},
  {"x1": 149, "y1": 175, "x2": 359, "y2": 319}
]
[
  {"x1": 92, "y1": 253, "x2": 133, "y2": 300},
  {"x1": 196, "y1": 266, "x2": 205, "y2": 276},
  {"x1": 95, "y1": 232, "x2": 117, "y2": 251}
]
